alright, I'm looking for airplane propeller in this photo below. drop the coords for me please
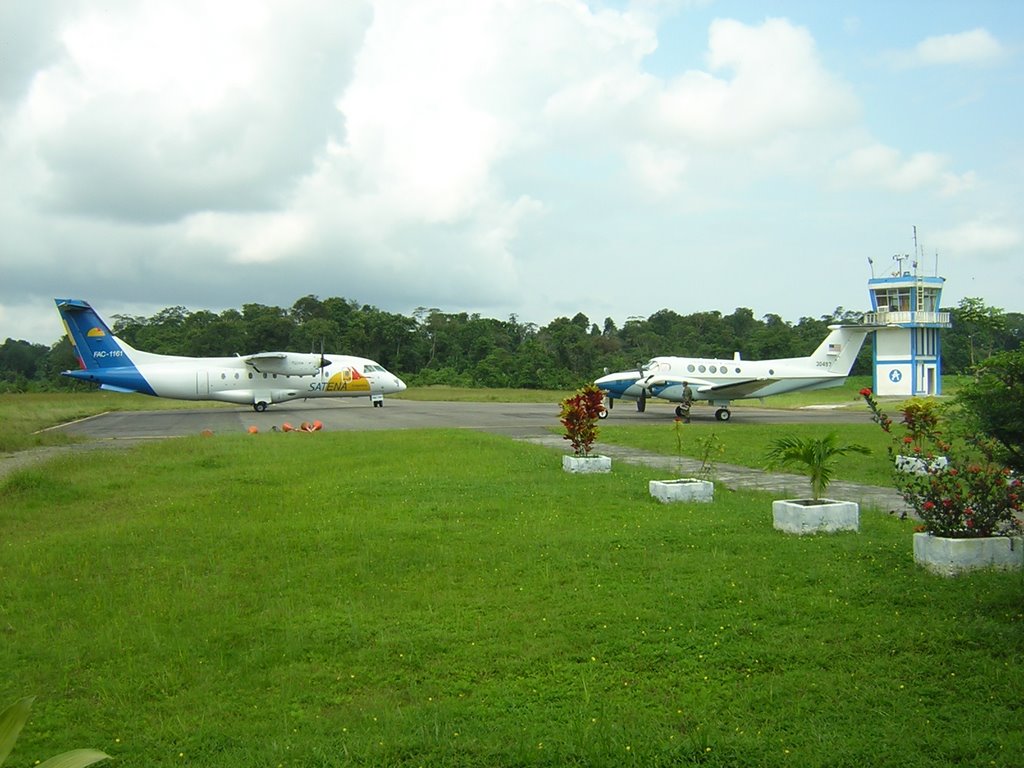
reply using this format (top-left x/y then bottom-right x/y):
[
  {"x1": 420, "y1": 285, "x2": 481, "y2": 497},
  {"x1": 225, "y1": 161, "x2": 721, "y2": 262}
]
[
  {"x1": 310, "y1": 339, "x2": 330, "y2": 373},
  {"x1": 635, "y1": 361, "x2": 648, "y2": 412},
  {"x1": 318, "y1": 339, "x2": 329, "y2": 370}
]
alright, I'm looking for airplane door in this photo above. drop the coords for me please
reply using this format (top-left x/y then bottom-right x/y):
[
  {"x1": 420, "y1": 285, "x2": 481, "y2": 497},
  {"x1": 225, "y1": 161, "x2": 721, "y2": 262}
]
[{"x1": 197, "y1": 371, "x2": 210, "y2": 396}]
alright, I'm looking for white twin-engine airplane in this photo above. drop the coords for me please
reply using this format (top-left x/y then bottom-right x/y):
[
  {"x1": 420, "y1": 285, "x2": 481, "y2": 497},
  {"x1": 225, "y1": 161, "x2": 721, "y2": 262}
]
[
  {"x1": 56, "y1": 299, "x2": 407, "y2": 411},
  {"x1": 595, "y1": 324, "x2": 882, "y2": 422}
]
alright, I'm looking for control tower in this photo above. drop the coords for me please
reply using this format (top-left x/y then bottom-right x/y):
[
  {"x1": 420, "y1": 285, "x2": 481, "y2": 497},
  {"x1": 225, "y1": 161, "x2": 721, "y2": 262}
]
[{"x1": 863, "y1": 252, "x2": 951, "y2": 396}]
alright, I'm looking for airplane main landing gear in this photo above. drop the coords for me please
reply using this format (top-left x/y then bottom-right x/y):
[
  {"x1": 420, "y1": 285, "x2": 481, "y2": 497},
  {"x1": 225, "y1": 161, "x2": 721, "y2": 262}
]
[
  {"x1": 253, "y1": 401, "x2": 269, "y2": 412},
  {"x1": 715, "y1": 408, "x2": 731, "y2": 422}
]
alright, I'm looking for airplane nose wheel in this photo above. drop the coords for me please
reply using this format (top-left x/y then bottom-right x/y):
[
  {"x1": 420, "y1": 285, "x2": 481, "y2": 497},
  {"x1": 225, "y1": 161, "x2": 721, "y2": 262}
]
[{"x1": 254, "y1": 401, "x2": 268, "y2": 412}]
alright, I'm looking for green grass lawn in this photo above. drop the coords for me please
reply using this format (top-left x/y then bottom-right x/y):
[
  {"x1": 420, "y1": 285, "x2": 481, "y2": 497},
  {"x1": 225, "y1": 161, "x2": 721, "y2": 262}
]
[
  {"x1": 2, "y1": 430, "x2": 1022, "y2": 767},
  {"x1": 598, "y1": 422, "x2": 896, "y2": 488}
]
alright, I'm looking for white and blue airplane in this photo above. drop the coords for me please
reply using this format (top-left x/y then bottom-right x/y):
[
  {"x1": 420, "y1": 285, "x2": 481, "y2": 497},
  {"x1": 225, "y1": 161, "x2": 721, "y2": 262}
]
[
  {"x1": 56, "y1": 299, "x2": 407, "y2": 411},
  {"x1": 595, "y1": 324, "x2": 881, "y2": 422}
]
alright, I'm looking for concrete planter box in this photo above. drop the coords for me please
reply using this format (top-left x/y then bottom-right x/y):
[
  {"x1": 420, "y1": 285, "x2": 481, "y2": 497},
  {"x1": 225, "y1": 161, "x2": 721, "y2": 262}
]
[
  {"x1": 772, "y1": 499, "x2": 859, "y2": 534},
  {"x1": 562, "y1": 455, "x2": 611, "y2": 474},
  {"x1": 649, "y1": 479, "x2": 714, "y2": 503},
  {"x1": 913, "y1": 532, "x2": 1024, "y2": 577}
]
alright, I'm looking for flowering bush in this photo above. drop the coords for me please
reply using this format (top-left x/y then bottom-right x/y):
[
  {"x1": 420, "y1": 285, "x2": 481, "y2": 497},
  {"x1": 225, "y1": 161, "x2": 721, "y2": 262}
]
[
  {"x1": 559, "y1": 384, "x2": 606, "y2": 457},
  {"x1": 861, "y1": 388, "x2": 1023, "y2": 538}
]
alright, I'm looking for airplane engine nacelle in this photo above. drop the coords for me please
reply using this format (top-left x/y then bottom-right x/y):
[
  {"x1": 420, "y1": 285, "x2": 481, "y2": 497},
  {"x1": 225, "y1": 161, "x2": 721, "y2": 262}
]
[
  {"x1": 244, "y1": 353, "x2": 323, "y2": 376},
  {"x1": 270, "y1": 389, "x2": 301, "y2": 403}
]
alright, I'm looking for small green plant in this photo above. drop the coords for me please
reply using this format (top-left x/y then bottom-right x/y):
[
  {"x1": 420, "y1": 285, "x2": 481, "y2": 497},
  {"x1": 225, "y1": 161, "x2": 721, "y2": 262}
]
[
  {"x1": 559, "y1": 383, "x2": 606, "y2": 457},
  {"x1": 1, "y1": 697, "x2": 108, "y2": 768},
  {"x1": 671, "y1": 419, "x2": 722, "y2": 480},
  {"x1": 695, "y1": 430, "x2": 724, "y2": 482},
  {"x1": 672, "y1": 417, "x2": 685, "y2": 473},
  {"x1": 765, "y1": 431, "x2": 870, "y2": 501}
]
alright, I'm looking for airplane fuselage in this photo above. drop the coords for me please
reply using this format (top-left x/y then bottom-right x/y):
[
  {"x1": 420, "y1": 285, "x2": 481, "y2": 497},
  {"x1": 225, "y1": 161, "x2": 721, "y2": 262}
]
[
  {"x1": 64, "y1": 353, "x2": 404, "y2": 405},
  {"x1": 56, "y1": 298, "x2": 407, "y2": 411},
  {"x1": 594, "y1": 324, "x2": 878, "y2": 420},
  {"x1": 597, "y1": 357, "x2": 844, "y2": 405}
]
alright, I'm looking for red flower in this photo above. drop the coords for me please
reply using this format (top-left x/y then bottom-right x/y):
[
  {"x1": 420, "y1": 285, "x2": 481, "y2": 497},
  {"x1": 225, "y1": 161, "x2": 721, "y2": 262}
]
[{"x1": 859, "y1": 387, "x2": 873, "y2": 397}]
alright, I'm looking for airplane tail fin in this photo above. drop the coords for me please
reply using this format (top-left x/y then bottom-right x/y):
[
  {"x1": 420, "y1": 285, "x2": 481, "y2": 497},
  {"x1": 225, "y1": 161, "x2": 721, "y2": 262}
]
[
  {"x1": 806, "y1": 324, "x2": 876, "y2": 376},
  {"x1": 55, "y1": 299, "x2": 158, "y2": 395},
  {"x1": 55, "y1": 299, "x2": 134, "y2": 370}
]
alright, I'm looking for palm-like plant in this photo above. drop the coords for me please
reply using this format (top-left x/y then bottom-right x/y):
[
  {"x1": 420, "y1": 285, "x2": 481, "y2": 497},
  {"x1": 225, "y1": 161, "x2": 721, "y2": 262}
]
[
  {"x1": 1, "y1": 697, "x2": 109, "y2": 768},
  {"x1": 765, "y1": 432, "x2": 870, "y2": 501}
]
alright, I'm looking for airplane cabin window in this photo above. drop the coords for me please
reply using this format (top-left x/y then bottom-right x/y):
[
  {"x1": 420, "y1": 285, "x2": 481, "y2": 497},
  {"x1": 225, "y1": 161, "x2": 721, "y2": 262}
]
[
  {"x1": 220, "y1": 373, "x2": 226, "y2": 379},
  {"x1": 687, "y1": 364, "x2": 695, "y2": 373},
  {"x1": 698, "y1": 365, "x2": 706, "y2": 373}
]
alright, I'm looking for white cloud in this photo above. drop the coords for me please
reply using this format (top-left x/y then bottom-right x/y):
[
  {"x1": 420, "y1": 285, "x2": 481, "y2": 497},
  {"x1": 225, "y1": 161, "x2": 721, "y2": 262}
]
[
  {"x1": 7, "y1": 0, "x2": 371, "y2": 222},
  {"x1": 834, "y1": 143, "x2": 974, "y2": 195},
  {"x1": 654, "y1": 18, "x2": 858, "y2": 146},
  {"x1": 624, "y1": 143, "x2": 689, "y2": 197},
  {"x1": 890, "y1": 27, "x2": 1006, "y2": 68},
  {"x1": 935, "y1": 219, "x2": 1022, "y2": 254},
  {"x1": 1, "y1": 2, "x2": 1020, "y2": 347}
]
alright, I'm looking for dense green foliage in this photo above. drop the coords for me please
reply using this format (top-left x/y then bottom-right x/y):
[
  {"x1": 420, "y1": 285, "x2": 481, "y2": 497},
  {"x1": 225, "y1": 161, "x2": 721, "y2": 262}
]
[
  {"x1": 4, "y1": 296, "x2": 1020, "y2": 393},
  {"x1": 953, "y1": 346, "x2": 1024, "y2": 472},
  {"x1": 2, "y1": 432, "x2": 1023, "y2": 767}
]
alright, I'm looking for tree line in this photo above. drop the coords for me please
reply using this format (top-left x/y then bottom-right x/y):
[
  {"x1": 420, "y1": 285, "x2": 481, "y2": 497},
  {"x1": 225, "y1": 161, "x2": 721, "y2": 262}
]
[{"x1": 2, "y1": 295, "x2": 1021, "y2": 393}]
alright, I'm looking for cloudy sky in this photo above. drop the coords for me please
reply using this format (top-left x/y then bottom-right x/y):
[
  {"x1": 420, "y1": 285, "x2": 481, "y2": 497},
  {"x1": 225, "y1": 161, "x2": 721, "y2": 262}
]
[{"x1": 3, "y1": 0, "x2": 1021, "y2": 346}]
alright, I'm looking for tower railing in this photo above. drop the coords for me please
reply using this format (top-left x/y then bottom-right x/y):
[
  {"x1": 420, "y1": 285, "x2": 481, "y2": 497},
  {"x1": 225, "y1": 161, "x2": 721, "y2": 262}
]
[{"x1": 863, "y1": 310, "x2": 951, "y2": 326}]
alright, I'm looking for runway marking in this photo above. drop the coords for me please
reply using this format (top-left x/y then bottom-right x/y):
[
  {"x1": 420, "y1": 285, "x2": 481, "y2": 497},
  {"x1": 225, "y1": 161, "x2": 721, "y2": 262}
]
[{"x1": 35, "y1": 411, "x2": 112, "y2": 434}]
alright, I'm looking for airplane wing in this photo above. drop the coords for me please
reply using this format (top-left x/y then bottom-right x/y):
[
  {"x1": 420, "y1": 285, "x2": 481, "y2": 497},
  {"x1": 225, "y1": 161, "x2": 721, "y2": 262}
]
[
  {"x1": 692, "y1": 378, "x2": 777, "y2": 399},
  {"x1": 645, "y1": 375, "x2": 777, "y2": 400}
]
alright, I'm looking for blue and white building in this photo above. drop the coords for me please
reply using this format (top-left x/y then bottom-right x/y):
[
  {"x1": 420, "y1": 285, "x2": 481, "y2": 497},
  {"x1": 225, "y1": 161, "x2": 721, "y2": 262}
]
[{"x1": 863, "y1": 259, "x2": 951, "y2": 396}]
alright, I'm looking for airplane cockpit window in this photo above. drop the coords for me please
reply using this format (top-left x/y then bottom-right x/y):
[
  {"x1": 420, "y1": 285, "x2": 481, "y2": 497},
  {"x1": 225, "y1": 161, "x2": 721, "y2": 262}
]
[{"x1": 362, "y1": 364, "x2": 384, "y2": 373}]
